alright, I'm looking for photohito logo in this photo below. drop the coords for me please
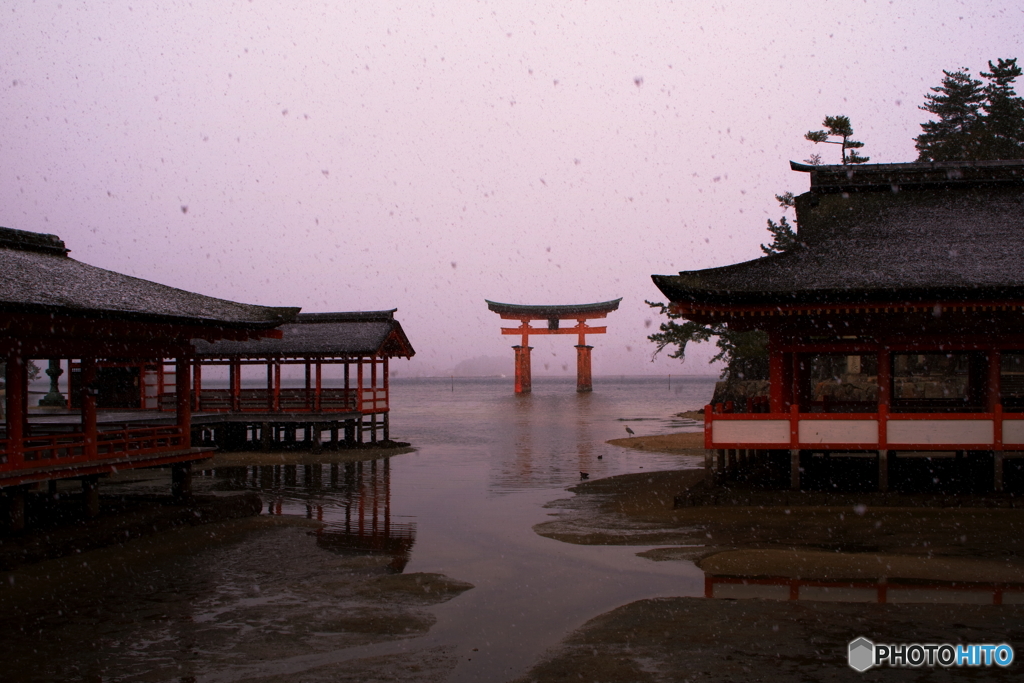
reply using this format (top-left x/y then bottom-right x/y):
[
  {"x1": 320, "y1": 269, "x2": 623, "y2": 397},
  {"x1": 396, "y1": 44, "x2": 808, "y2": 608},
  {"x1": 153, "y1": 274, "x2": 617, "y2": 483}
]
[{"x1": 848, "y1": 638, "x2": 1014, "y2": 671}]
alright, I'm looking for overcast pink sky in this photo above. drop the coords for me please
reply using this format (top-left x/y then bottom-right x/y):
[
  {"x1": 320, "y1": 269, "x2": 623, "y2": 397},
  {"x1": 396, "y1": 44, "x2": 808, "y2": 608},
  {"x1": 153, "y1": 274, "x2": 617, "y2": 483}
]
[{"x1": 3, "y1": 1, "x2": 1021, "y2": 376}]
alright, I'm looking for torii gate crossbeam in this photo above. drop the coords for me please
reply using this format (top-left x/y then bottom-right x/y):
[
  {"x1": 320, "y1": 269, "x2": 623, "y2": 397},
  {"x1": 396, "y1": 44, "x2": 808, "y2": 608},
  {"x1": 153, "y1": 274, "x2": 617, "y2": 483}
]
[{"x1": 485, "y1": 299, "x2": 622, "y2": 393}]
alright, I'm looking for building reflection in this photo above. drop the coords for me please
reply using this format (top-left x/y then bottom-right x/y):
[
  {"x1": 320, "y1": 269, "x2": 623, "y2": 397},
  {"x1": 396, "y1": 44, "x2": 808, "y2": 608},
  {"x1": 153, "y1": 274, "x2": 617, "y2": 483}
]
[
  {"x1": 199, "y1": 457, "x2": 415, "y2": 573},
  {"x1": 704, "y1": 574, "x2": 1024, "y2": 605}
]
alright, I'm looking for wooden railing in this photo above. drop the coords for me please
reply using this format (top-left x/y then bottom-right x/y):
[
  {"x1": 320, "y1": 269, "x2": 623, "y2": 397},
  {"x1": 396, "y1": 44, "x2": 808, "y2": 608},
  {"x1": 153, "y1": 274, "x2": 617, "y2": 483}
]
[
  {"x1": 1, "y1": 425, "x2": 186, "y2": 474},
  {"x1": 197, "y1": 388, "x2": 358, "y2": 413},
  {"x1": 705, "y1": 403, "x2": 1024, "y2": 451},
  {"x1": 158, "y1": 388, "x2": 383, "y2": 414},
  {"x1": 359, "y1": 388, "x2": 388, "y2": 414}
]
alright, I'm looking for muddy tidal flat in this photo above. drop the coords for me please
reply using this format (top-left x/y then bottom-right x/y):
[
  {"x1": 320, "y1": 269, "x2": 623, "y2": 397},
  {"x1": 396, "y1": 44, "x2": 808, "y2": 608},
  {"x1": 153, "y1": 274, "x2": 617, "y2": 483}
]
[{"x1": 517, "y1": 434, "x2": 1024, "y2": 682}]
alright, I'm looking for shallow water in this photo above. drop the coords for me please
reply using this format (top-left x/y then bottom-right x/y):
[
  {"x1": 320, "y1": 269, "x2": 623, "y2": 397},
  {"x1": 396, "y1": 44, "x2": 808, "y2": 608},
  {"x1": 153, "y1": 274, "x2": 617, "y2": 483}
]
[{"x1": 2, "y1": 375, "x2": 717, "y2": 682}]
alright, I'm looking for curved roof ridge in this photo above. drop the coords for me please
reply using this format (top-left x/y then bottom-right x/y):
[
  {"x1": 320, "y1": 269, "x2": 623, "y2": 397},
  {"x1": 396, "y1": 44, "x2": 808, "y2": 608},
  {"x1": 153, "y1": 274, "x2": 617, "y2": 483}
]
[
  {"x1": 485, "y1": 298, "x2": 622, "y2": 318},
  {"x1": 297, "y1": 310, "x2": 397, "y2": 323}
]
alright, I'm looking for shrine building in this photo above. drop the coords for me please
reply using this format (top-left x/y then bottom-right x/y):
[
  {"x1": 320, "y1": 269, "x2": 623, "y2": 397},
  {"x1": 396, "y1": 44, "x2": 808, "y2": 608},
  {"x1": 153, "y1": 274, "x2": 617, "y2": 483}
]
[
  {"x1": 652, "y1": 160, "x2": 1024, "y2": 494},
  {"x1": 0, "y1": 226, "x2": 297, "y2": 522},
  {"x1": 189, "y1": 310, "x2": 415, "y2": 449}
]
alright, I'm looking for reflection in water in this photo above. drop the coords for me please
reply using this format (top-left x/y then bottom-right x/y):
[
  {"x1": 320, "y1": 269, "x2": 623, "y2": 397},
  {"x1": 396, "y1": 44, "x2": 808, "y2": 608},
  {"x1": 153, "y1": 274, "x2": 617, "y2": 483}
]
[
  {"x1": 498, "y1": 389, "x2": 605, "y2": 492},
  {"x1": 705, "y1": 574, "x2": 1024, "y2": 605},
  {"x1": 199, "y1": 457, "x2": 416, "y2": 573}
]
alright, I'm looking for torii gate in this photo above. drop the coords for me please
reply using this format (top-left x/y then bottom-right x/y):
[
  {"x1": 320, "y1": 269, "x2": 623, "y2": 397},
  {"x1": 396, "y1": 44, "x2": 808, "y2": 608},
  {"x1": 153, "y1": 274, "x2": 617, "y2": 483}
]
[{"x1": 485, "y1": 299, "x2": 621, "y2": 393}]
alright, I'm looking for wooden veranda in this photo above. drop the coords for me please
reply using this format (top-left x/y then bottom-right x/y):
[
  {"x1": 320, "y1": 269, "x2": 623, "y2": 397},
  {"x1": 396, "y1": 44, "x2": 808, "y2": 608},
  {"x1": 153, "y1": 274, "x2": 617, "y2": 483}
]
[
  {"x1": 189, "y1": 311, "x2": 415, "y2": 449},
  {"x1": 0, "y1": 226, "x2": 297, "y2": 526}
]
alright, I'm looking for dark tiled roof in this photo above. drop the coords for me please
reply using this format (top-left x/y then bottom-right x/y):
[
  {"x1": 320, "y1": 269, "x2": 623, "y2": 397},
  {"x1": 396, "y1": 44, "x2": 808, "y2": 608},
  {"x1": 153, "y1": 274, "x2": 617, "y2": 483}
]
[
  {"x1": 653, "y1": 162, "x2": 1024, "y2": 307},
  {"x1": 792, "y1": 159, "x2": 1024, "y2": 193},
  {"x1": 485, "y1": 299, "x2": 622, "y2": 318},
  {"x1": 0, "y1": 226, "x2": 299, "y2": 326},
  {"x1": 192, "y1": 311, "x2": 415, "y2": 358}
]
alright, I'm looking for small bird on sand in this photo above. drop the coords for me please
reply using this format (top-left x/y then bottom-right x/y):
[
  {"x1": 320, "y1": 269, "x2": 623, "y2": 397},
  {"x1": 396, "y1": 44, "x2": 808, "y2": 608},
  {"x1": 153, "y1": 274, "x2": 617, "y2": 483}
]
[
  {"x1": 625, "y1": 426, "x2": 635, "y2": 436},
  {"x1": 580, "y1": 472, "x2": 589, "y2": 479}
]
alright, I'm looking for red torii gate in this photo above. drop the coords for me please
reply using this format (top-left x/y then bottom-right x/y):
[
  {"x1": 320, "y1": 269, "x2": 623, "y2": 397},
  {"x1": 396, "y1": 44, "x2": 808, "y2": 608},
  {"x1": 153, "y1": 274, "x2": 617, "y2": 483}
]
[{"x1": 485, "y1": 299, "x2": 621, "y2": 393}]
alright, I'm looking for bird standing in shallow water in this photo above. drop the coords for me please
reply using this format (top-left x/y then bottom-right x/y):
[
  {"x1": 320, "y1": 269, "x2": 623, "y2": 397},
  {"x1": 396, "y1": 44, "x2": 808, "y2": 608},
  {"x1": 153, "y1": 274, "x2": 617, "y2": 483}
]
[
  {"x1": 580, "y1": 472, "x2": 589, "y2": 479},
  {"x1": 625, "y1": 426, "x2": 635, "y2": 436}
]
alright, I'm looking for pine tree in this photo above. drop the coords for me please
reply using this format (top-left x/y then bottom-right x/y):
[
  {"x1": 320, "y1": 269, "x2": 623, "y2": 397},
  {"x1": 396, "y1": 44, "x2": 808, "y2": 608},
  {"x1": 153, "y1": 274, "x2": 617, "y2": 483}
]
[
  {"x1": 914, "y1": 59, "x2": 1024, "y2": 161},
  {"x1": 760, "y1": 193, "x2": 800, "y2": 255},
  {"x1": 645, "y1": 301, "x2": 770, "y2": 380},
  {"x1": 804, "y1": 115, "x2": 870, "y2": 165},
  {"x1": 979, "y1": 58, "x2": 1024, "y2": 159},
  {"x1": 915, "y1": 68, "x2": 987, "y2": 161}
]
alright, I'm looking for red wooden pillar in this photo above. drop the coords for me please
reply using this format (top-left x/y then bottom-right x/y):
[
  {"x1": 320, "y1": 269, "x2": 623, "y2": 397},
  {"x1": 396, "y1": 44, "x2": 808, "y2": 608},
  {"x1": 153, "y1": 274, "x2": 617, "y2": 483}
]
[
  {"x1": 988, "y1": 349, "x2": 1002, "y2": 412},
  {"x1": 175, "y1": 356, "x2": 191, "y2": 449},
  {"x1": 791, "y1": 352, "x2": 805, "y2": 412},
  {"x1": 66, "y1": 358, "x2": 74, "y2": 410},
  {"x1": 344, "y1": 361, "x2": 351, "y2": 408},
  {"x1": 357, "y1": 358, "x2": 365, "y2": 411},
  {"x1": 192, "y1": 361, "x2": 202, "y2": 412},
  {"x1": 230, "y1": 361, "x2": 241, "y2": 412},
  {"x1": 304, "y1": 361, "x2": 312, "y2": 410},
  {"x1": 382, "y1": 356, "x2": 389, "y2": 410},
  {"x1": 513, "y1": 345, "x2": 532, "y2": 394},
  {"x1": 877, "y1": 348, "x2": 891, "y2": 409},
  {"x1": 266, "y1": 362, "x2": 274, "y2": 411},
  {"x1": 5, "y1": 351, "x2": 27, "y2": 469},
  {"x1": 314, "y1": 361, "x2": 323, "y2": 412},
  {"x1": 138, "y1": 362, "x2": 147, "y2": 409},
  {"x1": 990, "y1": 349, "x2": 1004, "y2": 492},
  {"x1": 273, "y1": 362, "x2": 281, "y2": 412},
  {"x1": 768, "y1": 335, "x2": 787, "y2": 413},
  {"x1": 876, "y1": 347, "x2": 891, "y2": 493},
  {"x1": 575, "y1": 345, "x2": 593, "y2": 392},
  {"x1": 81, "y1": 357, "x2": 98, "y2": 460}
]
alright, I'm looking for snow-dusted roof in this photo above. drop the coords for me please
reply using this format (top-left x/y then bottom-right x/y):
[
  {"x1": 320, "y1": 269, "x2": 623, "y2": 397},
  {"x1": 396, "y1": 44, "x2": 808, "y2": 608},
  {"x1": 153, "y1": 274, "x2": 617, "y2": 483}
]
[
  {"x1": 653, "y1": 161, "x2": 1024, "y2": 307},
  {"x1": 0, "y1": 226, "x2": 298, "y2": 327},
  {"x1": 485, "y1": 299, "x2": 622, "y2": 318},
  {"x1": 191, "y1": 311, "x2": 415, "y2": 358}
]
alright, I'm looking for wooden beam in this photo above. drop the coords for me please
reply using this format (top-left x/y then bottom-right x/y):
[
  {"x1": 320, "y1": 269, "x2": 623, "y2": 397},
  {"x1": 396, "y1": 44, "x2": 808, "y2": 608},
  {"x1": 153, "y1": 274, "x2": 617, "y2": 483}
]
[
  {"x1": 495, "y1": 311, "x2": 612, "y2": 321},
  {"x1": 500, "y1": 326, "x2": 607, "y2": 335}
]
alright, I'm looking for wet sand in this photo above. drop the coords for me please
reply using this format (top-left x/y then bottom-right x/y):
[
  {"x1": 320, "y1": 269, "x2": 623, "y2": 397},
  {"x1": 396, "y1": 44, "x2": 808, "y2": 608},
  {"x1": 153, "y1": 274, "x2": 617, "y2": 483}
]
[
  {"x1": 512, "y1": 598, "x2": 1023, "y2": 683},
  {"x1": 0, "y1": 511, "x2": 473, "y2": 682},
  {"x1": 517, "y1": 434, "x2": 1024, "y2": 682},
  {"x1": 0, "y1": 491, "x2": 263, "y2": 571},
  {"x1": 605, "y1": 430, "x2": 705, "y2": 454}
]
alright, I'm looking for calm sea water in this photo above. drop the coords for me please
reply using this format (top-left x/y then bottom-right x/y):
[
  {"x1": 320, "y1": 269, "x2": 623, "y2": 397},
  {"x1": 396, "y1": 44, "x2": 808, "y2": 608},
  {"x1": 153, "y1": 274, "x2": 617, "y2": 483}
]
[{"x1": 7, "y1": 375, "x2": 718, "y2": 682}]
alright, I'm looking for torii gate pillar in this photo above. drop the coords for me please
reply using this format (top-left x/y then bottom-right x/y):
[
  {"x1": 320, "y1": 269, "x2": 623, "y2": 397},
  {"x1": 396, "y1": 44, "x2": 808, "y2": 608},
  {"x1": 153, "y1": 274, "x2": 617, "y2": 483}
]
[
  {"x1": 513, "y1": 345, "x2": 533, "y2": 394},
  {"x1": 486, "y1": 299, "x2": 621, "y2": 394},
  {"x1": 576, "y1": 345, "x2": 593, "y2": 393}
]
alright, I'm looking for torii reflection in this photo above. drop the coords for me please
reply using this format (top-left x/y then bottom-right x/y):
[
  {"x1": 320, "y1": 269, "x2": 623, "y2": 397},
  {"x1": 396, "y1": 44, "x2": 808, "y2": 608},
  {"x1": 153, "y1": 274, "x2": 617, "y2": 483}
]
[{"x1": 200, "y1": 457, "x2": 415, "y2": 573}]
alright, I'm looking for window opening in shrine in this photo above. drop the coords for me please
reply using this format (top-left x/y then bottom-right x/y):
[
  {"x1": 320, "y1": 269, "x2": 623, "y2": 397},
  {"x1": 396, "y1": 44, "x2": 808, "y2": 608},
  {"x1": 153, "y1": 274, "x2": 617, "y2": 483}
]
[
  {"x1": 891, "y1": 352, "x2": 986, "y2": 413},
  {"x1": 1000, "y1": 352, "x2": 1024, "y2": 410},
  {"x1": 798, "y1": 353, "x2": 878, "y2": 413}
]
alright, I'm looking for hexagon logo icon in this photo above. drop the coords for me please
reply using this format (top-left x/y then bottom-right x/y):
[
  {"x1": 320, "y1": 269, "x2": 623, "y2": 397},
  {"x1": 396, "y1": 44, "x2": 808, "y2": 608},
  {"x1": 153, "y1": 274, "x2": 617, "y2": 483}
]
[{"x1": 848, "y1": 637, "x2": 875, "y2": 672}]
